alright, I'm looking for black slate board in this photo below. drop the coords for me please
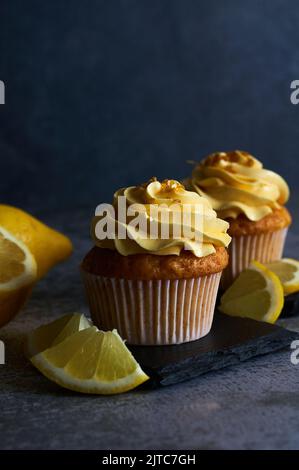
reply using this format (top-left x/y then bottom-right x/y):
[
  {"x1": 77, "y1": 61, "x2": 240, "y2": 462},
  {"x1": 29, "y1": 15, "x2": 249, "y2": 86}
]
[
  {"x1": 281, "y1": 291, "x2": 299, "y2": 317},
  {"x1": 130, "y1": 312, "x2": 299, "y2": 387}
]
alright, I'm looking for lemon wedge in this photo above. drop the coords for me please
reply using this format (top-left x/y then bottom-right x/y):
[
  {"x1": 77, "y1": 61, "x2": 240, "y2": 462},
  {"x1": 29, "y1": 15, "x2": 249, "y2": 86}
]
[
  {"x1": 25, "y1": 313, "x2": 92, "y2": 358},
  {"x1": 0, "y1": 226, "x2": 37, "y2": 327},
  {"x1": 219, "y1": 260, "x2": 284, "y2": 324},
  {"x1": 30, "y1": 326, "x2": 149, "y2": 394},
  {"x1": 264, "y1": 258, "x2": 299, "y2": 295}
]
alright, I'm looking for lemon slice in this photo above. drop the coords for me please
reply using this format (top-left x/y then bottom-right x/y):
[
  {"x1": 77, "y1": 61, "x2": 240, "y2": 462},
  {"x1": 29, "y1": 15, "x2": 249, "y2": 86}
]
[
  {"x1": 30, "y1": 327, "x2": 149, "y2": 394},
  {"x1": 219, "y1": 260, "x2": 284, "y2": 323},
  {"x1": 264, "y1": 259, "x2": 299, "y2": 295},
  {"x1": 0, "y1": 226, "x2": 37, "y2": 327},
  {"x1": 25, "y1": 313, "x2": 92, "y2": 358}
]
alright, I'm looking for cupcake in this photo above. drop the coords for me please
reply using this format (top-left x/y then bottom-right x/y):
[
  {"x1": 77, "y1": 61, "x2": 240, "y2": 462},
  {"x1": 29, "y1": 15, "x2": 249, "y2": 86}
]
[
  {"x1": 186, "y1": 151, "x2": 291, "y2": 288},
  {"x1": 81, "y1": 178, "x2": 231, "y2": 345}
]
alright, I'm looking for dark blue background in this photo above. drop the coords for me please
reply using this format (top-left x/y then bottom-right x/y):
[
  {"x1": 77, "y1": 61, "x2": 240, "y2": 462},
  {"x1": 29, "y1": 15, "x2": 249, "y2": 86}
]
[{"x1": 1, "y1": 0, "x2": 298, "y2": 213}]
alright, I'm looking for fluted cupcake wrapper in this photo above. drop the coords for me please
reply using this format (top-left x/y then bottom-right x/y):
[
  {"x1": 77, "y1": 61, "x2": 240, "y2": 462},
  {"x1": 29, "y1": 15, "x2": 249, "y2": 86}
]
[
  {"x1": 81, "y1": 271, "x2": 222, "y2": 345},
  {"x1": 221, "y1": 227, "x2": 288, "y2": 289}
]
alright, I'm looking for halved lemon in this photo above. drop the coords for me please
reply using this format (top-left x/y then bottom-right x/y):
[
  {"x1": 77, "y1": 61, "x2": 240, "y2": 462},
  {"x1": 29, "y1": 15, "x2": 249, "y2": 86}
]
[
  {"x1": 30, "y1": 327, "x2": 149, "y2": 394},
  {"x1": 219, "y1": 260, "x2": 284, "y2": 324},
  {"x1": 25, "y1": 313, "x2": 92, "y2": 358},
  {"x1": 0, "y1": 226, "x2": 37, "y2": 327},
  {"x1": 0, "y1": 205, "x2": 73, "y2": 279},
  {"x1": 264, "y1": 259, "x2": 299, "y2": 295}
]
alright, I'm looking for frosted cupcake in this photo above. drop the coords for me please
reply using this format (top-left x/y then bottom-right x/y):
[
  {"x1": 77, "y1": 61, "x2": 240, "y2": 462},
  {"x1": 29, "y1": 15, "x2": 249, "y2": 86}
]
[
  {"x1": 186, "y1": 151, "x2": 291, "y2": 287},
  {"x1": 81, "y1": 178, "x2": 231, "y2": 345}
]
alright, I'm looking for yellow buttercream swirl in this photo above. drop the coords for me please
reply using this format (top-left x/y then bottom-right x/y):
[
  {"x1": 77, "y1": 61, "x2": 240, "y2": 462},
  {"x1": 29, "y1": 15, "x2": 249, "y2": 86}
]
[
  {"x1": 187, "y1": 150, "x2": 290, "y2": 221},
  {"x1": 93, "y1": 178, "x2": 231, "y2": 257}
]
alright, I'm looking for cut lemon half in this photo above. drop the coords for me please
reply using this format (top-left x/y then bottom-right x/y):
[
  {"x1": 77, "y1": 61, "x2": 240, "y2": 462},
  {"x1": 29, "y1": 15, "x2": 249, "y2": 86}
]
[
  {"x1": 264, "y1": 258, "x2": 299, "y2": 295},
  {"x1": 25, "y1": 313, "x2": 92, "y2": 358},
  {"x1": 0, "y1": 204, "x2": 73, "y2": 279},
  {"x1": 0, "y1": 226, "x2": 37, "y2": 327},
  {"x1": 30, "y1": 327, "x2": 149, "y2": 394},
  {"x1": 219, "y1": 260, "x2": 284, "y2": 324}
]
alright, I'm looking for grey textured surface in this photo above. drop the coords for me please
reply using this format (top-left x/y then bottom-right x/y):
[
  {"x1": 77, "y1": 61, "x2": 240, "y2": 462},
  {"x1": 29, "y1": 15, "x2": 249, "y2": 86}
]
[{"x1": 0, "y1": 210, "x2": 299, "y2": 450}]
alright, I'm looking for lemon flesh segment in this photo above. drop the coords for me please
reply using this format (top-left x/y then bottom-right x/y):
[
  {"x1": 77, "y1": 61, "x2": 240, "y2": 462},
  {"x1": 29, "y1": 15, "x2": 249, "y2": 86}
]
[
  {"x1": 31, "y1": 328, "x2": 149, "y2": 395},
  {"x1": 0, "y1": 227, "x2": 37, "y2": 290},
  {"x1": 0, "y1": 204, "x2": 73, "y2": 279},
  {"x1": 265, "y1": 258, "x2": 299, "y2": 295},
  {"x1": 25, "y1": 313, "x2": 92, "y2": 358},
  {"x1": 219, "y1": 260, "x2": 284, "y2": 324},
  {"x1": 0, "y1": 226, "x2": 37, "y2": 327}
]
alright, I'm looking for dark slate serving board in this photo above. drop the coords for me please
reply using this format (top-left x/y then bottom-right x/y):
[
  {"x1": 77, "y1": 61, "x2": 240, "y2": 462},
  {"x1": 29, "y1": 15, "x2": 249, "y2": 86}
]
[
  {"x1": 281, "y1": 291, "x2": 299, "y2": 318},
  {"x1": 130, "y1": 312, "x2": 299, "y2": 387}
]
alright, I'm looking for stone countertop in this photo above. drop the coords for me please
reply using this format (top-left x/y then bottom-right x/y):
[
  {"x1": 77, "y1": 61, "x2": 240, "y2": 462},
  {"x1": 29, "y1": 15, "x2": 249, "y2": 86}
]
[{"x1": 1, "y1": 209, "x2": 299, "y2": 450}]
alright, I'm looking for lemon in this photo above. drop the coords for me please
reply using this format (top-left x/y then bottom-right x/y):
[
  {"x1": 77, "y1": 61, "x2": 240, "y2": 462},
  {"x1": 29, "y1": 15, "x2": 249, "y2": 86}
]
[
  {"x1": 264, "y1": 259, "x2": 299, "y2": 295},
  {"x1": 0, "y1": 205, "x2": 73, "y2": 279},
  {"x1": 25, "y1": 313, "x2": 92, "y2": 358},
  {"x1": 219, "y1": 260, "x2": 284, "y2": 324},
  {"x1": 0, "y1": 226, "x2": 37, "y2": 327},
  {"x1": 30, "y1": 327, "x2": 149, "y2": 394}
]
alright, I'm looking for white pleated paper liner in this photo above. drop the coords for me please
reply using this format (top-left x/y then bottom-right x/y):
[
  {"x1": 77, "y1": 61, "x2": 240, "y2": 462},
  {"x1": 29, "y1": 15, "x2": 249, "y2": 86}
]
[
  {"x1": 81, "y1": 271, "x2": 222, "y2": 345},
  {"x1": 221, "y1": 227, "x2": 288, "y2": 289}
]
